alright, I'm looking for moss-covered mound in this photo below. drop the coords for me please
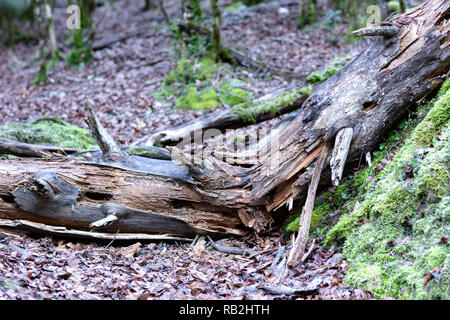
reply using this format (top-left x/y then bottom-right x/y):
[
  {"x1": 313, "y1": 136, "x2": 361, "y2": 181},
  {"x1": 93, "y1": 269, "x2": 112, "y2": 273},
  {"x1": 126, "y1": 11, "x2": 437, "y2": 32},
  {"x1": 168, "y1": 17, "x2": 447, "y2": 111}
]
[
  {"x1": 328, "y1": 80, "x2": 449, "y2": 299},
  {"x1": 0, "y1": 116, "x2": 98, "y2": 150},
  {"x1": 154, "y1": 56, "x2": 253, "y2": 110},
  {"x1": 284, "y1": 79, "x2": 449, "y2": 299}
]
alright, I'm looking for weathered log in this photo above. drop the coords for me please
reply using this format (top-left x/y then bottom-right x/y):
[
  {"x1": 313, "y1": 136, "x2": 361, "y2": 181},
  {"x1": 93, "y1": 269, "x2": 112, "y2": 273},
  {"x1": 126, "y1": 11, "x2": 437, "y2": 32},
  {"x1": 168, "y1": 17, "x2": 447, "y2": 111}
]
[
  {"x1": 135, "y1": 84, "x2": 309, "y2": 147},
  {"x1": 0, "y1": 138, "x2": 81, "y2": 158},
  {"x1": 0, "y1": 138, "x2": 171, "y2": 160},
  {"x1": 0, "y1": 0, "x2": 448, "y2": 243}
]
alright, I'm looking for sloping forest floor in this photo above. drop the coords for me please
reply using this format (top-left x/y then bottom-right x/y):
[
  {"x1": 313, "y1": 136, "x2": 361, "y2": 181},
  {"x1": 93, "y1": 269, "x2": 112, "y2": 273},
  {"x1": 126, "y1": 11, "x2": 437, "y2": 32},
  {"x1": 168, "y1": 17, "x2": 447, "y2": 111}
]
[{"x1": 0, "y1": 0, "x2": 447, "y2": 300}]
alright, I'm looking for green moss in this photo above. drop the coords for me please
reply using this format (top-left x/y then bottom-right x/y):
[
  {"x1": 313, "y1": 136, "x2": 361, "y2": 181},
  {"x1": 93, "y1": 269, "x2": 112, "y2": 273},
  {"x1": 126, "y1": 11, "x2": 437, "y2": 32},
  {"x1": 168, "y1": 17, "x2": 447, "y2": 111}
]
[
  {"x1": 66, "y1": 29, "x2": 92, "y2": 66},
  {"x1": 0, "y1": 116, "x2": 98, "y2": 150},
  {"x1": 306, "y1": 57, "x2": 351, "y2": 85},
  {"x1": 33, "y1": 49, "x2": 60, "y2": 85},
  {"x1": 437, "y1": 78, "x2": 450, "y2": 97},
  {"x1": 222, "y1": 88, "x2": 252, "y2": 105},
  {"x1": 220, "y1": 80, "x2": 253, "y2": 105},
  {"x1": 285, "y1": 201, "x2": 332, "y2": 234},
  {"x1": 232, "y1": 86, "x2": 312, "y2": 123},
  {"x1": 324, "y1": 79, "x2": 450, "y2": 299},
  {"x1": 416, "y1": 129, "x2": 450, "y2": 199},
  {"x1": 157, "y1": 55, "x2": 253, "y2": 110},
  {"x1": 412, "y1": 88, "x2": 450, "y2": 146},
  {"x1": 387, "y1": 1, "x2": 401, "y2": 12},
  {"x1": 176, "y1": 86, "x2": 219, "y2": 110}
]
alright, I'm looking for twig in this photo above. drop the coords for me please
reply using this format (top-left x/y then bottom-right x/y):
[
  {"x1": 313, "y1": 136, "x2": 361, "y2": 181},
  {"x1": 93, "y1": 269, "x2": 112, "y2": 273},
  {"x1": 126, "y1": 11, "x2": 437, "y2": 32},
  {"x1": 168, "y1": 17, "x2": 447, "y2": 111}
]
[
  {"x1": 84, "y1": 97, "x2": 126, "y2": 160},
  {"x1": 207, "y1": 236, "x2": 252, "y2": 256},
  {"x1": 269, "y1": 243, "x2": 286, "y2": 272},
  {"x1": 105, "y1": 229, "x2": 120, "y2": 250}
]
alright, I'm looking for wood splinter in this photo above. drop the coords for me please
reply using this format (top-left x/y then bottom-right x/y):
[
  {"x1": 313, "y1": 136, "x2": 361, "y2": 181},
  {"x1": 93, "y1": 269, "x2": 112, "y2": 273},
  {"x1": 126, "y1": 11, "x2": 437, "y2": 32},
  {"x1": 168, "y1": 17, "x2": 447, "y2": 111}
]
[
  {"x1": 330, "y1": 127, "x2": 353, "y2": 186},
  {"x1": 84, "y1": 97, "x2": 126, "y2": 161},
  {"x1": 89, "y1": 214, "x2": 119, "y2": 229}
]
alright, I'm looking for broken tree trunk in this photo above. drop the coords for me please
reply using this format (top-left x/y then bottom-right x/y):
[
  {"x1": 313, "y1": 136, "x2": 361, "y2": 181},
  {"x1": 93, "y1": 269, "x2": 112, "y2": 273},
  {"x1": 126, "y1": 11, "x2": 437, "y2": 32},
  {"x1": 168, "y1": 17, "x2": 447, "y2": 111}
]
[{"x1": 0, "y1": 0, "x2": 448, "y2": 244}]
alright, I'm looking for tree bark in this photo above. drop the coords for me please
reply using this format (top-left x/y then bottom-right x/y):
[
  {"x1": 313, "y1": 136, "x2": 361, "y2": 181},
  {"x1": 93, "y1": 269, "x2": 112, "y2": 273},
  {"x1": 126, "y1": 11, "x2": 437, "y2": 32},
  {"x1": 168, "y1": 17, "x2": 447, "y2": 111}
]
[{"x1": 0, "y1": 0, "x2": 448, "y2": 241}]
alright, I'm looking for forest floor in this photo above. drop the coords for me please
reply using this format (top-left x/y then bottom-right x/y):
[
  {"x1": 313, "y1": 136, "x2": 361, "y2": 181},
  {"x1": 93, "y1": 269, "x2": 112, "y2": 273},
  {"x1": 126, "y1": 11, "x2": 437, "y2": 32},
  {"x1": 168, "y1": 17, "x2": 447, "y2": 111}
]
[{"x1": 0, "y1": 0, "x2": 375, "y2": 299}]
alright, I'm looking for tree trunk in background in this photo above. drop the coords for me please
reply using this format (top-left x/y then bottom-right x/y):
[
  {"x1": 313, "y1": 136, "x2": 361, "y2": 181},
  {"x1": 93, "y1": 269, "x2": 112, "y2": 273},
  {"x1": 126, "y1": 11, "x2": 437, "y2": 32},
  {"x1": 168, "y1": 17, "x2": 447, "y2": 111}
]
[
  {"x1": 0, "y1": 0, "x2": 448, "y2": 240},
  {"x1": 209, "y1": 0, "x2": 221, "y2": 61},
  {"x1": 297, "y1": 0, "x2": 317, "y2": 29}
]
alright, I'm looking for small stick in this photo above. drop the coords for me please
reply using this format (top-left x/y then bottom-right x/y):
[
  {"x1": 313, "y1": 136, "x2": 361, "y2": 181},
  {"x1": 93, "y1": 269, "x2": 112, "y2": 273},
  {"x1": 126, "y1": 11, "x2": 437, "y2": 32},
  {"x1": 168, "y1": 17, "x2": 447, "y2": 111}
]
[{"x1": 300, "y1": 239, "x2": 316, "y2": 263}]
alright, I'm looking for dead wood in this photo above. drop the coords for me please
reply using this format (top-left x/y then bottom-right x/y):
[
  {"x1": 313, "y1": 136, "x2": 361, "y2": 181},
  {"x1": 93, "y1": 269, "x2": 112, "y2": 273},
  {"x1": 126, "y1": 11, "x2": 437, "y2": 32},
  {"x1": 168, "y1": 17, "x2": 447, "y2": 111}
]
[
  {"x1": 134, "y1": 83, "x2": 308, "y2": 147},
  {"x1": 0, "y1": 0, "x2": 448, "y2": 242}
]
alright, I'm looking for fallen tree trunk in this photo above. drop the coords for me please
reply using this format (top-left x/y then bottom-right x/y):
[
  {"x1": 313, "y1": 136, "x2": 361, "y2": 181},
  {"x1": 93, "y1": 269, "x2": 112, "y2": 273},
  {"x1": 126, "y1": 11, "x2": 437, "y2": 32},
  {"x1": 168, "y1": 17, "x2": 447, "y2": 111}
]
[
  {"x1": 134, "y1": 83, "x2": 309, "y2": 147},
  {"x1": 0, "y1": 0, "x2": 448, "y2": 244},
  {"x1": 0, "y1": 138, "x2": 171, "y2": 160}
]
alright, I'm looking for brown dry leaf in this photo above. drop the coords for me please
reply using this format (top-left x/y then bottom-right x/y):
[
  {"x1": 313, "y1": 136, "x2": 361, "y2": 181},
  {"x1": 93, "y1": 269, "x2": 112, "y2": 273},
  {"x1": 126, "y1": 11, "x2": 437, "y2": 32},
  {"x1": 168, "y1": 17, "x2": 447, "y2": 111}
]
[
  {"x1": 423, "y1": 267, "x2": 442, "y2": 286},
  {"x1": 192, "y1": 238, "x2": 206, "y2": 256},
  {"x1": 118, "y1": 242, "x2": 142, "y2": 258},
  {"x1": 191, "y1": 269, "x2": 212, "y2": 283}
]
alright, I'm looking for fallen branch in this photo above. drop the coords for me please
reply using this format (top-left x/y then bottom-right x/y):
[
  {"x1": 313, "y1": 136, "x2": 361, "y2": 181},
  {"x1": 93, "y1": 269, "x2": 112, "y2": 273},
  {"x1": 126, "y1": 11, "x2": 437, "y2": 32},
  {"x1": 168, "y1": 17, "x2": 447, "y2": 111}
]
[
  {"x1": 352, "y1": 22, "x2": 401, "y2": 38},
  {"x1": 261, "y1": 276, "x2": 322, "y2": 296},
  {"x1": 0, "y1": 138, "x2": 80, "y2": 158},
  {"x1": 135, "y1": 84, "x2": 308, "y2": 147},
  {"x1": 287, "y1": 143, "x2": 331, "y2": 267},
  {"x1": 92, "y1": 25, "x2": 154, "y2": 51},
  {"x1": 0, "y1": 218, "x2": 192, "y2": 242},
  {"x1": 0, "y1": 138, "x2": 171, "y2": 160},
  {"x1": 207, "y1": 235, "x2": 253, "y2": 256}
]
